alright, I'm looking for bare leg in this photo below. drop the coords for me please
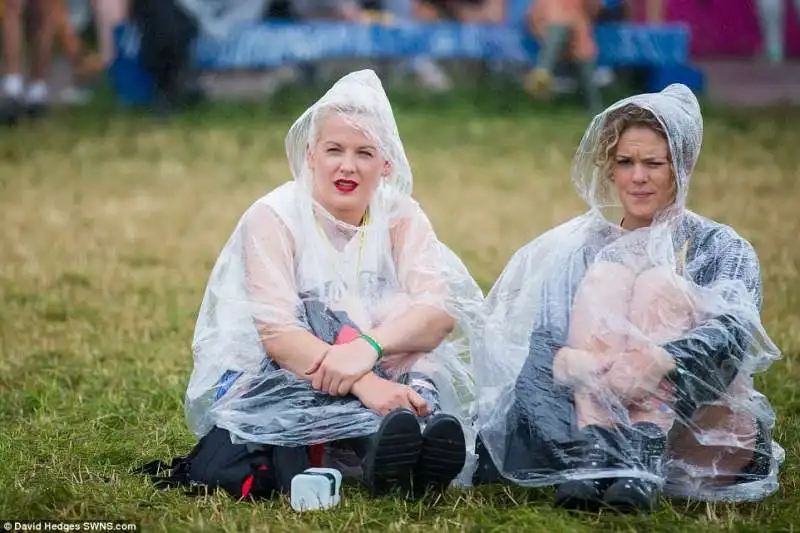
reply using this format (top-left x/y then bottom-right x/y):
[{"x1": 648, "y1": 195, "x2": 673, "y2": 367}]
[
  {"x1": 626, "y1": 267, "x2": 761, "y2": 487},
  {"x1": 629, "y1": 266, "x2": 697, "y2": 346},
  {"x1": 1, "y1": 0, "x2": 26, "y2": 123},
  {"x1": 53, "y1": 0, "x2": 82, "y2": 61},
  {"x1": 668, "y1": 376, "x2": 758, "y2": 485},
  {"x1": 91, "y1": 0, "x2": 129, "y2": 68},
  {"x1": 525, "y1": 0, "x2": 574, "y2": 96},
  {"x1": 625, "y1": 266, "x2": 696, "y2": 431},
  {"x1": 646, "y1": 0, "x2": 664, "y2": 24},
  {"x1": 28, "y1": 0, "x2": 55, "y2": 84},
  {"x1": 567, "y1": 261, "x2": 635, "y2": 428},
  {"x1": 2, "y1": 0, "x2": 24, "y2": 80},
  {"x1": 52, "y1": 0, "x2": 103, "y2": 81},
  {"x1": 526, "y1": 0, "x2": 601, "y2": 112},
  {"x1": 567, "y1": 261, "x2": 634, "y2": 352},
  {"x1": 23, "y1": 0, "x2": 56, "y2": 114}
]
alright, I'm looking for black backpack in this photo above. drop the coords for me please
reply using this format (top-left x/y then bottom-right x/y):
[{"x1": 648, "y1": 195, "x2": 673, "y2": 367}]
[{"x1": 132, "y1": 427, "x2": 312, "y2": 500}]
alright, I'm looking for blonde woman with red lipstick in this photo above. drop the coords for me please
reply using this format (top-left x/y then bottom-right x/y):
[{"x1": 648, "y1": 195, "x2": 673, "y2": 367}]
[{"x1": 175, "y1": 69, "x2": 483, "y2": 502}]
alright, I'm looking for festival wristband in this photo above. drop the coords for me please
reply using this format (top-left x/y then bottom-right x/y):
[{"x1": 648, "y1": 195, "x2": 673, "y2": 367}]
[{"x1": 359, "y1": 333, "x2": 384, "y2": 358}]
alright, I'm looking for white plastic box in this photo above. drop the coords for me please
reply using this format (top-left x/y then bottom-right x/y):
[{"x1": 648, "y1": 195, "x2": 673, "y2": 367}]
[{"x1": 290, "y1": 468, "x2": 342, "y2": 512}]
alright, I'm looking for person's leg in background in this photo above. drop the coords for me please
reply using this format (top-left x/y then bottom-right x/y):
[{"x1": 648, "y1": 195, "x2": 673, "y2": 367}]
[
  {"x1": 570, "y1": 5, "x2": 602, "y2": 114},
  {"x1": 525, "y1": 0, "x2": 602, "y2": 114},
  {"x1": 91, "y1": 0, "x2": 129, "y2": 70},
  {"x1": 130, "y1": 0, "x2": 199, "y2": 115},
  {"x1": 645, "y1": 0, "x2": 663, "y2": 24},
  {"x1": 385, "y1": 0, "x2": 452, "y2": 91},
  {"x1": 1, "y1": 0, "x2": 26, "y2": 125},
  {"x1": 54, "y1": 1, "x2": 84, "y2": 67},
  {"x1": 524, "y1": 0, "x2": 575, "y2": 98},
  {"x1": 53, "y1": 0, "x2": 104, "y2": 85},
  {"x1": 24, "y1": 0, "x2": 56, "y2": 117},
  {"x1": 588, "y1": 0, "x2": 625, "y2": 90},
  {"x1": 48, "y1": 0, "x2": 92, "y2": 106},
  {"x1": 757, "y1": 0, "x2": 786, "y2": 64},
  {"x1": 762, "y1": 0, "x2": 800, "y2": 62}
]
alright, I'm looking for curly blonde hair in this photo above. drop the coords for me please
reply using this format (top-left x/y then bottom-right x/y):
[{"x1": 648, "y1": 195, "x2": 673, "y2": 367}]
[{"x1": 595, "y1": 104, "x2": 670, "y2": 182}]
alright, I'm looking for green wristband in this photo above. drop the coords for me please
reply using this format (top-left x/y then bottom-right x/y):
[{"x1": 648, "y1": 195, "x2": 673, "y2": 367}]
[{"x1": 360, "y1": 333, "x2": 384, "y2": 358}]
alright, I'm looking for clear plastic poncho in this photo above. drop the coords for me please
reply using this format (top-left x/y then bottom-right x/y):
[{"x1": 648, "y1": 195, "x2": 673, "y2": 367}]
[
  {"x1": 185, "y1": 71, "x2": 483, "y2": 472},
  {"x1": 474, "y1": 84, "x2": 784, "y2": 501}
]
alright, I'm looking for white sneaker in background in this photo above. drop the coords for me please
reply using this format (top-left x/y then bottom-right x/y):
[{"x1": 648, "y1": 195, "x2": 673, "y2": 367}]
[
  {"x1": 593, "y1": 66, "x2": 615, "y2": 88},
  {"x1": 25, "y1": 81, "x2": 50, "y2": 105},
  {"x1": 2, "y1": 74, "x2": 24, "y2": 99},
  {"x1": 412, "y1": 59, "x2": 453, "y2": 92}
]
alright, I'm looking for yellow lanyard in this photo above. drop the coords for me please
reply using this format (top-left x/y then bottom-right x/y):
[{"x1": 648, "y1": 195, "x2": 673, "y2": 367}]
[
  {"x1": 315, "y1": 210, "x2": 369, "y2": 279},
  {"x1": 677, "y1": 240, "x2": 689, "y2": 276}
]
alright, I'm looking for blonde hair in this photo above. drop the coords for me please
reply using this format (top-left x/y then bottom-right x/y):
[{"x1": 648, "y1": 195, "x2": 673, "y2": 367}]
[
  {"x1": 595, "y1": 104, "x2": 669, "y2": 182},
  {"x1": 311, "y1": 103, "x2": 379, "y2": 145}
]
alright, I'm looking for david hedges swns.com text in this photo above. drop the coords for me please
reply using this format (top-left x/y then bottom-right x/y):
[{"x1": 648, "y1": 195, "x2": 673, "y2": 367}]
[{"x1": 4, "y1": 522, "x2": 137, "y2": 532}]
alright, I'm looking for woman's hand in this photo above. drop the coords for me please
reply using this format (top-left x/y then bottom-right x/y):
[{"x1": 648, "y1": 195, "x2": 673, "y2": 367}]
[
  {"x1": 602, "y1": 345, "x2": 675, "y2": 401},
  {"x1": 305, "y1": 338, "x2": 380, "y2": 396},
  {"x1": 351, "y1": 373, "x2": 430, "y2": 417},
  {"x1": 553, "y1": 347, "x2": 614, "y2": 386}
]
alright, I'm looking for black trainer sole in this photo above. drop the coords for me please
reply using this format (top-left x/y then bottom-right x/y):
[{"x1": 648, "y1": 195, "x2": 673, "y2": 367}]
[
  {"x1": 554, "y1": 480, "x2": 604, "y2": 513},
  {"x1": 411, "y1": 414, "x2": 466, "y2": 498},
  {"x1": 602, "y1": 478, "x2": 658, "y2": 513},
  {"x1": 362, "y1": 408, "x2": 423, "y2": 498}
]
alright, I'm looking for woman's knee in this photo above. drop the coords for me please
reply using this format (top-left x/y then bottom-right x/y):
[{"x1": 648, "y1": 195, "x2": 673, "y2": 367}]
[
  {"x1": 630, "y1": 267, "x2": 696, "y2": 337},
  {"x1": 584, "y1": 261, "x2": 635, "y2": 289},
  {"x1": 632, "y1": 267, "x2": 693, "y2": 304},
  {"x1": 575, "y1": 262, "x2": 636, "y2": 312},
  {"x1": 568, "y1": 261, "x2": 634, "y2": 348}
]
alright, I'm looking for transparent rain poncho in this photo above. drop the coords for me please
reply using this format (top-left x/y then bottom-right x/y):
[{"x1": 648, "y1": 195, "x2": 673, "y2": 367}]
[
  {"x1": 185, "y1": 71, "x2": 483, "y2": 471},
  {"x1": 474, "y1": 84, "x2": 784, "y2": 501}
]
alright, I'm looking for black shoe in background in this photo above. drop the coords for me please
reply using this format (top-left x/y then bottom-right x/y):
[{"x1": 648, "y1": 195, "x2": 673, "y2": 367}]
[{"x1": 0, "y1": 95, "x2": 23, "y2": 126}]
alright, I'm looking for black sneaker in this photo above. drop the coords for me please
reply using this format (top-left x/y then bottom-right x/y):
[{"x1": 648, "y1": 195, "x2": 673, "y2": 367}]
[
  {"x1": 0, "y1": 95, "x2": 23, "y2": 126},
  {"x1": 555, "y1": 477, "x2": 611, "y2": 512},
  {"x1": 602, "y1": 476, "x2": 659, "y2": 512},
  {"x1": 361, "y1": 408, "x2": 423, "y2": 497},
  {"x1": 411, "y1": 413, "x2": 467, "y2": 498},
  {"x1": 554, "y1": 425, "x2": 630, "y2": 512},
  {"x1": 602, "y1": 421, "x2": 666, "y2": 513}
]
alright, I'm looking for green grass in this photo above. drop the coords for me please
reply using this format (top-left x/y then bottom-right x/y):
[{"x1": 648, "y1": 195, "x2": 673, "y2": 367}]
[{"x1": 1, "y1": 86, "x2": 798, "y2": 532}]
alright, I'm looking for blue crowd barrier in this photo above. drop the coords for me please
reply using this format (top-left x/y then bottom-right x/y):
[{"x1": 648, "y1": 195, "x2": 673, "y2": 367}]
[{"x1": 110, "y1": 20, "x2": 697, "y2": 106}]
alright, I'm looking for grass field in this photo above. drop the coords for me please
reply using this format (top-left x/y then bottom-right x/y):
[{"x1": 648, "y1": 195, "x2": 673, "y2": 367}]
[{"x1": 0, "y1": 87, "x2": 798, "y2": 532}]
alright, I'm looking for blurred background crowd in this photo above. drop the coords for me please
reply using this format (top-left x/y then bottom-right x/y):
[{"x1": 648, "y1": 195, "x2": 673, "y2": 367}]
[{"x1": 1, "y1": 0, "x2": 799, "y2": 124}]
